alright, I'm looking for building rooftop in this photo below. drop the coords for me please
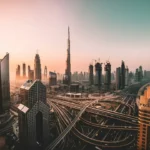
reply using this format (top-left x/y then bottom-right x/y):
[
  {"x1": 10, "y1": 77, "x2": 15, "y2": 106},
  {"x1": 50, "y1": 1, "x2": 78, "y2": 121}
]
[
  {"x1": 20, "y1": 80, "x2": 33, "y2": 90},
  {"x1": 17, "y1": 104, "x2": 29, "y2": 113}
]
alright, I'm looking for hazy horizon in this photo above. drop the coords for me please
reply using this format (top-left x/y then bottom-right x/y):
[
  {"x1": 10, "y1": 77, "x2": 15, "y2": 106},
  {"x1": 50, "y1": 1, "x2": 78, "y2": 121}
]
[{"x1": 0, "y1": 0, "x2": 150, "y2": 81}]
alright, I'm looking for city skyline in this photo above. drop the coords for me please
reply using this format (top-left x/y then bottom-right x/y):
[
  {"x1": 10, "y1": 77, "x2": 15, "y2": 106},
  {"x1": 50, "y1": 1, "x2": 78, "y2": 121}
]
[{"x1": 0, "y1": 0, "x2": 150, "y2": 80}]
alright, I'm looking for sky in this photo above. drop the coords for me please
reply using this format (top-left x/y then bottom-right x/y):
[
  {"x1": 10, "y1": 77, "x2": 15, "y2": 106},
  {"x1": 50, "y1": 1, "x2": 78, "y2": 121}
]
[{"x1": 0, "y1": 0, "x2": 150, "y2": 80}]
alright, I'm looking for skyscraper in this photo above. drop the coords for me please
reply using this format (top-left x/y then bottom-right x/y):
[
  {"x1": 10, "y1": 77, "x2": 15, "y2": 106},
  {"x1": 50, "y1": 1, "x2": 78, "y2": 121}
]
[
  {"x1": 34, "y1": 54, "x2": 41, "y2": 80},
  {"x1": 121, "y1": 60, "x2": 125, "y2": 89},
  {"x1": 104, "y1": 61, "x2": 111, "y2": 90},
  {"x1": 16, "y1": 65, "x2": 21, "y2": 79},
  {"x1": 89, "y1": 64, "x2": 94, "y2": 85},
  {"x1": 137, "y1": 86, "x2": 150, "y2": 150},
  {"x1": 0, "y1": 53, "x2": 10, "y2": 114},
  {"x1": 63, "y1": 27, "x2": 71, "y2": 85},
  {"x1": 125, "y1": 67, "x2": 129, "y2": 87},
  {"x1": 44, "y1": 66, "x2": 47, "y2": 80},
  {"x1": 18, "y1": 80, "x2": 50, "y2": 149},
  {"x1": 28, "y1": 65, "x2": 30, "y2": 77},
  {"x1": 116, "y1": 67, "x2": 121, "y2": 90},
  {"x1": 95, "y1": 62, "x2": 102, "y2": 90},
  {"x1": 23, "y1": 63, "x2": 26, "y2": 78}
]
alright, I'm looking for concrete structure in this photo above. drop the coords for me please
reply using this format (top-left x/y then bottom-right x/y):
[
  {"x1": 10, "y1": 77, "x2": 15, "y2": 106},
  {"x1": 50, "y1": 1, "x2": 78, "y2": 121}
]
[
  {"x1": 104, "y1": 61, "x2": 111, "y2": 91},
  {"x1": 89, "y1": 64, "x2": 94, "y2": 85},
  {"x1": 18, "y1": 80, "x2": 50, "y2": 149},
  {"x1": 0, "y1": 53, "x2": 10, "y2": 113},
  {"x1": 137, "y1": 86, "x2": 150, "y2": 150},
  {"x1": 34, "y1": 54, "x2": 41, "y2": 80},
  {"x1": 63, "y1": 27, "x2": 71, "y2": 85},
  {"x1": 49, "y1": 72, "x2": 57, "y2": 86}
]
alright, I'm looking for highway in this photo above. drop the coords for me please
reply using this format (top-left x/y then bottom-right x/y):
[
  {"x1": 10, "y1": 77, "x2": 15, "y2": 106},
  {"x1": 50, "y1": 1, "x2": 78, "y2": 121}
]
[{"x1": 46, "y1": 98, "x2": 100, "y2": 150}]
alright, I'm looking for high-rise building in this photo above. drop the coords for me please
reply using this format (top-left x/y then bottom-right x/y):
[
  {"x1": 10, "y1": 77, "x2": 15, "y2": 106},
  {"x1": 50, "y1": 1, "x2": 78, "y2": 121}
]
[
  {"x1": 116, "y1": 67, "x2": 121, "y2": 90},
  {"x1": 23, "y1": 63, "x2": 26, "y2": 78},
  {"x1": 137, "y1": 86, "x2": 150, "y2": 150},
  {"x1": 63, "y1": 27, "x2": 71, "y2": 85},
  {"x1": 18, "y1": 80, "x2": 50, "y2": 149},
  {"x1": 28, "y1": 70, "x2": 34, "y2": 81},
  {"x1": 34, "y1": 54, "x2": 41, "y2": 80},
  {"x1": 104, "y1": 61, "x2": 111, "y2": 91},
  {"x1": 16, "y1": 65, "x2": 21, "y2": 79},
  {"x1": 49, "y1": 72, "x2": 57, "y2": 86},
  {"x1": 121, "y1": 60, "x2": 125, "y2": 89},
  {"x1": 95, "y1": 62, "x2": 102, "y2": 90},
  {"x1": 0, "y1": 53, "x2": 10, "y2": 114},
  {"x1": 89, "y1": 64, "x2": 94, "y2": 85},
  {"x1": 125, "y1": 67, "x2": 129, "y2": 87},
  {"x1": 28, "y1": 65, "x2": 30, "y2": 77},
  {"x1": 44, "y1": 66, "x2": 47, "y2": 80}
]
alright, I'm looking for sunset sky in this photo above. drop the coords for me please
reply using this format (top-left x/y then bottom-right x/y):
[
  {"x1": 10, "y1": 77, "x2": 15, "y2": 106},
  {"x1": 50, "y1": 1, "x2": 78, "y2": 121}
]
[{"x1": 0, "y1": 0, "x2": 150, "y2": 80}]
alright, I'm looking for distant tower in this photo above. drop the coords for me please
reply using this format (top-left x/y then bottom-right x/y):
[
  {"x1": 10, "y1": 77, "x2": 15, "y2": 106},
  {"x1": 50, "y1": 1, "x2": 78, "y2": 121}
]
[
  {"x1": 44, "y1": 66, "x2": 47, "y2": 80},
  {"x1": 104, "y1": 61, "x2": 111, "y2": 91},
  {"x1": 16, "y1": 65, "x2": 21, "y2": 79},
  {"x1": 18, "y1": 80, "x2": 50, "y2": 149},
  {"x1": 95, "y1": 62, "x2": 102, "y2": 90},
  {"x1": 63, "y1": 27, "x2": 71, "y2": 85},
  {"x1": 116, "y1": 67, "x2": 121, "y2": 90},
  {"x1": 34, "y1": 53, "x2": 41, "y2": 80},
  {"x1": 23, "y1": 63, "x2": 26, "y2": 78},
  {"x1": 28, "y1": 65, "x2": 30, "y2": 77},
  {"x1": 125, "y1": 66, "x2": 129, "y2": 87},
  {"x1": 0, "y1": 53, "x2": 10, "y2": 114},
  {"x1": 121, "y1": 60, "x2": 125, "y2": 89},
  {"x1": 89, "y1": 64, "x2": 94, "y2": 85}
]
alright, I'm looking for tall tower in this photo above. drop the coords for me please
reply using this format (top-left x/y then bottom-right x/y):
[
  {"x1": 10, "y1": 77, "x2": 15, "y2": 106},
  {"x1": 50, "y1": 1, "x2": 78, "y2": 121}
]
[
  {"x1": 23, "y1": 63, "x2": 26, "y2": 78},
  {"x1": 16, "y1": 65, "x2": 21, "y2": 79},
  {"x1": 0, "y1": 53, "x2": 10, "y2": 114},
  {"x1": 89, "y1": 64, "x2": 94, "y2": 85},
  {"x1": 34, "y1": 54, "x2": 41, "y2": 80},
  {"x1": 104, "y1": 61, "x2": 111, "y2": 91},
  {"x1": 95, "y1": 62, "x2": 102, "y2": 90},
  {"x1": 64, "y1": 27, "x2": 71, "y2": 85},
  {"x1": 137, "y1": 86, "x2": 150, "y2": 150},
  {"x1": 44, "y1": 66, "x2": 47, "y2": 80},
  {"x1": 121, "y1": 60, "x2": 125, "y2": 89},
  {"x1": 18, "y1": 80, "x2": 49, "y2": 149}
]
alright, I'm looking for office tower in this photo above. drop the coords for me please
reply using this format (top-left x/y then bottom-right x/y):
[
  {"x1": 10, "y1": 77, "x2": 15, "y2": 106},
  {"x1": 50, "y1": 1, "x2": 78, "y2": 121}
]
[
  {"x1": 125, "y1": 67, "x2": 129, "y2": 87},
  {"x1": 28, "y1": 65, "x2": 30, "y2": 77},
  {"x1": 139, "y1": 66, "x2": 143, "y2": 79},
  {"x1": 104, "y1": 61, "x2": 111, "y2": 91},
  {"x1": 28, "y1": 70, "x2": 34, "y2": 81},
  {"x1": 18, "y1": 80, "x2": 50, "y2": 149},
  {"x1": 16, "y1": 65, "x2": 21, "y2": 79},
  {"x1": 0, "y1": 53, "x2": 10, "y2": 114},
  {"x1": 116, "y1": 67, "x2": 121, "y2": 90},
  {"x1": 63, "y1": 27, "x2": 71, "y2": 85},
  {"x1": 89, "y1": 64, "x2": 94, "y2": 85},
  {"x1": 23, "y1": 63, "x2": 26, "y2": 78},
  {"x1": 49, "y1": 72, "x2": 57, "y2": 86},
  {"x1": 34, "y1": 54, "x2": 41, "y2": 80},
  {"x1": 137, "y1": 86, "x2": 150, "y2": 150},
  {"x1": 120, "y1": 60, "x2": 125, "y2": 89},
  {"x1": 95, "y1": 62, "x2": 102, "y2": 89},
  {"x1": 44, "y1": 66, "x2": 47, "y2": 80}
]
